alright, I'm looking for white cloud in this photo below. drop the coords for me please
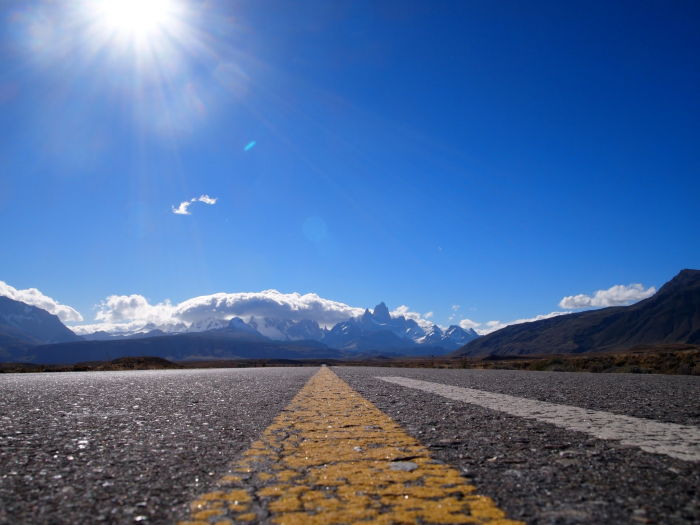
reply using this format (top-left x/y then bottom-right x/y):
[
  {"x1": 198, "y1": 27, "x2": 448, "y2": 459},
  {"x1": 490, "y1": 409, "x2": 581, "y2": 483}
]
[
  {"x1": 174, "y1": 290, "x2": 363, "y2": 325},
  {"x1": 458, "y1": 318, "x2": 480, "y2": 330},
  {"x1": 390, "y1": 305, "x2": 434, "y2": 330},
  {"x1": 172, "y1": 201, "x2": 192, "y2": 215},
  {"x1": 451, "y1": 304, "x2": 460, "y2": 311},
  {"x1": 74, "y1": 290, "x2": 368, "y2": 334},
  {"x1": 172, "y1": 194, "x2": 218, "y2": 215},
  {"x1": 460, "y1": 311, "x2": 570, "y2": 335},
  {"x1": 73, "y1": 292, "x2": 446, "y2": 335},
  {"x1": 559, "y1": 283, "x2": 656, "y2": 309},
  {"x1": 96, "y1": 294, "x2": 175, "y2": 324},
  {"x1": 198, "y1": 194, "x2": 217, "y2": 205},
  {"x1": 0, "y1": 281, "x2": 83, "y2": 322}
]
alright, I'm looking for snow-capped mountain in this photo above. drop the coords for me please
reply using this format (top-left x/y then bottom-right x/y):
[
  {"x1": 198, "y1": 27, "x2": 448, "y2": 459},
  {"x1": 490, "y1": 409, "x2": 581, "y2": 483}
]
[
  {"x1": 322, "y1": 302, "x2": 478, "y2": 351},
  {"x1": 248, "y1": 317, "x2": 324, "y2": 341},
  {"x1": 416, "y1": 324, "x2": 446, "y2": 346},
  {"x1": 226, "y1": 317, "x2": 264, "y2": 335},
  {"x1": 416, "y1": 323, "x2": 478, "y2": 347},
  {"x1": 80, "y1": 316, "x2": 263, "y2": 341},
  {"x1": 77, "y1": 301, "x2": 479, "y2": 351},
  {"x1": 443, "y1": 325, "x2": 479, "y2": 347},
  {"x1": 187, "y1": 318, "x2": 230, "y2": 332},
  {"x1": 79, "y1": 320, "x2": 188, "y2": 340}
]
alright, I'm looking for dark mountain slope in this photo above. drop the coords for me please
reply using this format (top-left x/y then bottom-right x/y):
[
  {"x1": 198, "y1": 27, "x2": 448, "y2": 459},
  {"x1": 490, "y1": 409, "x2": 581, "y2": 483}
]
[
  {"x1": 455, "y1": 269, "x2": 700, "y2": 357},
  {"x1": 6, "y1": 331, "x2": 342, "y2": 364},
  {"x1": 0, "y1": 296, "x2": 81, "y2": 346}
]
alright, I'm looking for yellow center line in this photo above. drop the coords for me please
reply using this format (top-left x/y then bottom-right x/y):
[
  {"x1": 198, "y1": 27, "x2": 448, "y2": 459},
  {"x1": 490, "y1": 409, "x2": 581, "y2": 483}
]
[{"x1": 179, "y1": 367, "x2": 522, "y2": 525}]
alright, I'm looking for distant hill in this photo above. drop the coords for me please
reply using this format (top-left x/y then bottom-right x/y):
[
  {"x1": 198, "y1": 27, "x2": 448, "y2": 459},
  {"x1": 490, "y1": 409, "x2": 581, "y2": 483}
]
[
  {"x1": 0, "y1": 296, "x2": 81, "y2": 355},
  {"x1": 8, "y1": 330, "x2": 343, "y2": 364},
  {"x1": 454, "y1": 269, "x2": 700, "y2": 357}
]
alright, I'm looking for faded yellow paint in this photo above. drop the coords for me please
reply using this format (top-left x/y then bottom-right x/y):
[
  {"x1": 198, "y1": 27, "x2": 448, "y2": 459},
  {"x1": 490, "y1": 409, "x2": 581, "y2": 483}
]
[{"x1": 179, "y1": 367, "x2": 522, "y2": 524}]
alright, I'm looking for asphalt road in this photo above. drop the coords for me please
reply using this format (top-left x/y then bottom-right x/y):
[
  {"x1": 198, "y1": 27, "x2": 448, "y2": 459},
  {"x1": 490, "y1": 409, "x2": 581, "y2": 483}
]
[
  {"x1": 335, "y1": 367, "x2": 700, "y2": 524},
  {"x1": 0, "y1": 368, "x2": 315, "y2": 524},
  {"x1": 1, "y1": 366, "x2": 698, "y2": 524}
]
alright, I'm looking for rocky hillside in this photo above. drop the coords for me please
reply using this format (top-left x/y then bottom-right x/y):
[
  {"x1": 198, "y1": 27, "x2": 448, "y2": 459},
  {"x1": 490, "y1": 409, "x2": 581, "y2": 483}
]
[{"x1": 455, "y1": 269, "x2": 700, "y2": 357}]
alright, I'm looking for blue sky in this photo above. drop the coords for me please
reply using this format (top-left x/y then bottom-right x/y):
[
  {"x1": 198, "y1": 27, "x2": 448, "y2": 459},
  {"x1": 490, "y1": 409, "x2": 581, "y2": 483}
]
[{"x1": 1, "y1": 0, "x2": 698, "y2": 330}]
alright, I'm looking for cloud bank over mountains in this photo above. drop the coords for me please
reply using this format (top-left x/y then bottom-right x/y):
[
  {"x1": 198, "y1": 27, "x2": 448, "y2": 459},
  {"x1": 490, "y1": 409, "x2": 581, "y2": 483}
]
[
  {"x1": 74, "y1": 290, "x2": 369, "y2": 335},
  {"x1": 0, "y1": 281, "x2": 83, "y2": 323},
  {"x1": 0, "y1": 279, "x2": 659, "y2": 337},
  {"x1": 559, "y1": 283, "x2": 656, "y2": 309}
]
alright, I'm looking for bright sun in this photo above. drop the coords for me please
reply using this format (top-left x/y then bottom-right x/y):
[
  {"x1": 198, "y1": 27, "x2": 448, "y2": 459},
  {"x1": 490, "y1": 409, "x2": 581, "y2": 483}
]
[{"x1": 87, "y1": 0, "x2": 182, "y2": 45}]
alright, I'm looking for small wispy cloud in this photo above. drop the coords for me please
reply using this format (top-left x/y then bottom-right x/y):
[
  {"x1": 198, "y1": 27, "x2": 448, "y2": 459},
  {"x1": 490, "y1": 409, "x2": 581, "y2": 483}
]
[
  {"x1": 172, "y1": 201, "x2": 193, "y2": 215},
  {"x1": 172, "y1": 194, "x2": 218, "y2": 215},
  {"x1": 559, "y1": 283, "x2": 656, "y2": 309},
  {"x1": 447, "y1": 304, "x2": 462, "y2": 321}
]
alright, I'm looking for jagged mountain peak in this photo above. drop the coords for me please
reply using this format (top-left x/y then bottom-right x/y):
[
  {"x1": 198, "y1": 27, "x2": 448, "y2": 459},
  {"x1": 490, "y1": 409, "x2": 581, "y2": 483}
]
[
  {"x1": 445, "y1": 324, "x2": 477, "y2": 336},
  {"x1": 322, "y1": 302, "x2": 479, "y2": 351},
  {"x1": 443, "y1": 325, "x2": 479, "y2": 344},
  {"x1": 372, "y1": 302, "x2": 391, "y2": 323},
  {"x1": 227, "y1": 317, "x2": 259, "y2": 333}
]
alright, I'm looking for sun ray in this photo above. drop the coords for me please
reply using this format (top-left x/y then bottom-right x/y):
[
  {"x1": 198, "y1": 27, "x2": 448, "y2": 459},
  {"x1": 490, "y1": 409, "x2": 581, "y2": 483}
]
[{"x1": 85, "y1": 0, "x2": 183, "y2": 45}]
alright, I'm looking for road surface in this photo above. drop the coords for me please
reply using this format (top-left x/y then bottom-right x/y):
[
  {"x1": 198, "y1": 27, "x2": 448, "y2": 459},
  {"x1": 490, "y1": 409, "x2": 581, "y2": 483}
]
[{"x1": 1, "y1": 366, "x2": 698, "y2": 524}]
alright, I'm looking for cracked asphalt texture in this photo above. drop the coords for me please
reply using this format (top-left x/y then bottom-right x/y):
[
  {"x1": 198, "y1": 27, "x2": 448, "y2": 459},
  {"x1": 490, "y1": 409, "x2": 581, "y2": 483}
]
[
  {"x1": 334, "y1": 367, "x2": 700, "y2": 525},
  {"x1": 0, "y1": 368, "x2": 314, "y2": 524},
  {"x1": 1, "y1": 366, "x2": 698, "y2": 524}
]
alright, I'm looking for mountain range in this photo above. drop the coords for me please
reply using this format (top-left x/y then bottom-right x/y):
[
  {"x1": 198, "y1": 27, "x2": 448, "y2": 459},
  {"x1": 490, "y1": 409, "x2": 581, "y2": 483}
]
[
  {"x1": 320, "y1": 302, "x2": 477, "y2": 351},
  {"x1": 0, "y1": 298, "x2": 478, "y2": 363},
  {"x1": 2, "y1": 269, "x2": 698, "y2": 364},
  {"x1": 78, "y1": 301, "x2": 478, "y2": 352},
  {"x1": 454, "y1": 269, "x2": 700, "y2": 357}
]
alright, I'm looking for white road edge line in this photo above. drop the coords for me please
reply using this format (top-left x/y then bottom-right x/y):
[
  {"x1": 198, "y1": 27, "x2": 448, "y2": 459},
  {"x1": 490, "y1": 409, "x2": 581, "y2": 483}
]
[{"x1": 377, "y1": 376, "x2": 700, "y2": 463}]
